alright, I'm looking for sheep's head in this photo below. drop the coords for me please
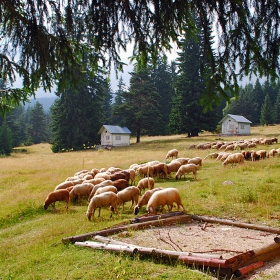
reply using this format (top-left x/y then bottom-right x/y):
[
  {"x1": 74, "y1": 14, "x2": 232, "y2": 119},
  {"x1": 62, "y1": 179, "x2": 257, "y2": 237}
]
[
  {"x1": 43, "y1": 204, "x2": 48, "y2": 210},
  {"x1": 134, "y1": 205, "x2": 139, "y2": 215},
  {"x1": 86, "y1": 212, "x2": 92, "y2": 221}
]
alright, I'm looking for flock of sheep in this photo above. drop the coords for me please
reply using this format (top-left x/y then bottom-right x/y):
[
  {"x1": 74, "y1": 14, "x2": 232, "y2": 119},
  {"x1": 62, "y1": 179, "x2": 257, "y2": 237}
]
[
  {"x1": 44, "y1": 137, "x2": 279, "y2": 220},
  {"x1": 43, "y1": 148, "x2": 198, "y2": 220}
]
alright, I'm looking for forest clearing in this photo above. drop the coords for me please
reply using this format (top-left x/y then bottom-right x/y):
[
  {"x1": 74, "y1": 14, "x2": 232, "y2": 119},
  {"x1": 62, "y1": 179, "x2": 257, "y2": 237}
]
[{"x1": 1, "y1": 125, "x2": 280, "y2": 279}]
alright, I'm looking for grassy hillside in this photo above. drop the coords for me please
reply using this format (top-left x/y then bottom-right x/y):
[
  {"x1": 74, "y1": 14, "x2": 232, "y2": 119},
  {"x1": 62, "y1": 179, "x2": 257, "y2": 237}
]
[{"x1": 0, "y1": 126, "x2": 280, "y2": 279}]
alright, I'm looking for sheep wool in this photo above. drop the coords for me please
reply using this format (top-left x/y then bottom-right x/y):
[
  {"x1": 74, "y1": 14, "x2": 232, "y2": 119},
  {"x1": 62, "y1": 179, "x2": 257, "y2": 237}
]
[
  {"x1": 165, "y1": 149, "x2": 178, "y2": 159},
  {"x1": 137, "y1": 177, "x2": 155, "y2": 194},
  {"x1": 146, "y1": 187, "x2": 185, "y2": 215},
  {"x1": 175, "y1": 163, "x2": 197, "y2": 180},
  {"x1": 86, "y1": 191, "x2": 118, "y2": 220},
  {"x1": 44, "y1": 189, "x2": 70, "y2": 211},
  {"x1": 222, "y1": 153, "x2": 245, "y2": 167},
  {"x1": 117, "y1": 186, "x2": 140, "y2": 210}
]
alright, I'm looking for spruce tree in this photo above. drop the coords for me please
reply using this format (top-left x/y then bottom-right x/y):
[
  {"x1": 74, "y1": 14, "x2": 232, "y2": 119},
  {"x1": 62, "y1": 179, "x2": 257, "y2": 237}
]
[
  {"x1": 0, "y1": 122, "x2": 13, "y2": 155},
  {"x1": 114, "y1": 68, "x2": 162, "y2": 142},
  {"x1": 260, "y1": 94, "x2": 274, "y2": 125},
  {"x1": 273, "y1": 90, "x2": 280, "y2": 124}
]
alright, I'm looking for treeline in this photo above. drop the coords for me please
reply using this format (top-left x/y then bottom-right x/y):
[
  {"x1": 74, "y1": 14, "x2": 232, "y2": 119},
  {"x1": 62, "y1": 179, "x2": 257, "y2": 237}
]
[{"x1": 1, "y1": 18, "x2": 280, "y2": 154}]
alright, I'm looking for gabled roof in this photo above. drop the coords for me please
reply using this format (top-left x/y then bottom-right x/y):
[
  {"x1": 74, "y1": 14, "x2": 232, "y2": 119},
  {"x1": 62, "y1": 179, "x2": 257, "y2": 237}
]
[
  {"x1": 219, "y1": 114, "x2": 252, "y2": 124},
  {"x1": 98, "y1": 125, "x2": 131, "y2": 135}
]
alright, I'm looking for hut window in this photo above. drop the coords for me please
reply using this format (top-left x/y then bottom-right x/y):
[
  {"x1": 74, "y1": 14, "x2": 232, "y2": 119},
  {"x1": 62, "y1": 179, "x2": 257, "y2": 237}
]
[
  {"x1": 240, "y1": 124, "x2": 244, "y2": 129},
  {"x1": 106, "y1": 136, "x2": 110, "y2": 140},
  {"x1": 115, "y1": 135, "x2": 121, "y2": 140}
]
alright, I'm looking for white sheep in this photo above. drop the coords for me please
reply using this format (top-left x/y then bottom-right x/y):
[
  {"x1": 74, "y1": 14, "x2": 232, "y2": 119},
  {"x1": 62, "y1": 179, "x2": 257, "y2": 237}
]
[
  {"x1": 117, "y1": 186, "x2": 140, "y2": 210},
  {"x1": 94, "y1": 185, "x2": 118, "y2": 196},
  {"x1": 86, "y1": 191, "x2": 118, "y2": 220},
  {"x1": 83, "y1": 178, "x2": 105, "y2": 185},
  {"x1": 256, "y1": 149, "x2": 267, "y2": 160},
  {"x1": 69, "y1": 182, "x2": 95, "y2": 201},
  {"x1": 136, "y1": 165, "x2": 154, "y2": 178},
  {"x1": 222, "y1": 153, "x2": 245, "y2": 167},
  {"x1": 94, "y1": 172, "x2": 111, "y2": 180},
  {"x1": 134, "y1": 187, "x2": 164, "y2": 215},
  {"x1": 44, "y1": 189, "x2": 70, "y2": 211},
  {"x1": 136, "y1": 177, "x2": 155, "y2": 194},
  {"x1": 54, "y1": 181, "x2": 74, "y2": 191},
  {"x1": 172, "y1": 157, "x2": 190, "y2": 165},
  {"x1": 188, "y1": 157, "x2": 202, "y2": 166},
  {"x1": 175, "y1": 163, "x2": 197, "y2": 180},
  {"x1": 146, "y1": 187, "x2": 185, "y2": 215},
  {"x1": 165, "y1": 149, "x2": 178, "y2": 159},
  {"x1": 88, "y1": 180, "x2": 114, "y2": 201}
]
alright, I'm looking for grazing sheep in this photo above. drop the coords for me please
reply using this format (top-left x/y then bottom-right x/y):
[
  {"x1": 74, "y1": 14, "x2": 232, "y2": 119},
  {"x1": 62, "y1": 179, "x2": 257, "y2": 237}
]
[
  {"x1": 175, "y1": 163, "x2": 197, "y2": 180},
  {"x1": 134, "y1": 187, "x2": 164, "y2": 215},
  {"x1": 222, "y1": 153, "x2": 245, "y2": 167},
  {"x1": 83, "y1": 178, "x2": 105, "y2": 185},
  {"x1": 250, "y1": 150, "x2": 260, "y2": 161},
  {"x1": 203, "y1": 152, "x2": 219, "y2": 160},
  {"x1": 94, "y1": 185, "x2": 118, "y2": 196},
  {"x1": 267, "y1": 149, "x2": 277, "y2": 158},
  {"x1": 94, "y1": 172, "x2": 111, "y2": 180},
  {"x1": 146, "y1": 188, "x2": 185, "y2": 215},
  {"x1": 152, "y1": 163, "x2": 168, "y2": 178},
  {"x1": 137, "y1": 165, "x2": 154, "y2": 178},
  {"x1": 117, "y1": 186, "x2": 140, "y2": 210},
  {"x1": 165, "y1": 149, "x2": 178, "y2": 159},
  {"x1": 109, "y1": 172, "x2": 126, "y2": 181},
  {"x1": 88, "y1": 180, "x2": 114, "y2": 201},
  {"x1": 172, "y1": 157, "x2": 190, "y2": 165},
  {"x1": 113, "y1": 179, "x2": 129, "y2": 191},
  {"x1": 225, "y1": 144, "x2": 235, "y2": 151},
  {"x1": 124, "y1": 168, "x2": 136, "y2": 185},
  {"x1": 137, "y1": 177, "x2": 155, "y2": 194},
  {"x1": 44, "y1": 189, "x2": 70, "y2": 211},
  {"x1": 256, "y1": 149, "x2": 267, "y2": 160},
  {"x1": 54, "y1": 181, "x2": 74, "y2": 191},
  {"x1": 86, "y1": 191, "x2": 118, "y2": 220},
  {"x1": 69, "y1": 183, "x2": 94, "y2": 201},
  {"x1": 188, "y1": 157, "x2": 202, "y2": 166},
  {"x1": 166, "y1": 161, "x2": 182, "y2": 178}
]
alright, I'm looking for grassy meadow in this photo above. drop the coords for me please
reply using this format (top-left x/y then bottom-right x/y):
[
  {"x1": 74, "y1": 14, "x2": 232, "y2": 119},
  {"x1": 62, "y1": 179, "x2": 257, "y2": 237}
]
[{"x1": 1, "y1": 125, "x2": 280, "y2": 279}]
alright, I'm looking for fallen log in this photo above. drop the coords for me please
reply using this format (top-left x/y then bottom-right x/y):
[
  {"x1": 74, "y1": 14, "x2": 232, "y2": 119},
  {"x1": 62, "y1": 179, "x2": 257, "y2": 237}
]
[
  {"x1": 63, "y1": 214, "x2": 192, "y2": 243},
  {"x1": 92, "y1": 235, "x2": 223, "y2": 259},
  {"x1": 191, "y1": 215, "x2": 280, "y2": 235},
  {"x1": 234, "y1": 261, "x2": 264, "y2": 277}
]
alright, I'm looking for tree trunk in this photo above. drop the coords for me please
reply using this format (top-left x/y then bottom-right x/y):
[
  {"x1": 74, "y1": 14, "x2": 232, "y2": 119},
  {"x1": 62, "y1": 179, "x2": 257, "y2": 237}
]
[{"x1": 136, "y1": 130, "x2": 141, "y2": 143}]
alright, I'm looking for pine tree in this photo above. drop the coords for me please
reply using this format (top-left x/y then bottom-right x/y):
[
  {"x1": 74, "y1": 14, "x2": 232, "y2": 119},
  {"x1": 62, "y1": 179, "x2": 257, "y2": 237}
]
[
  {"x1": 260, "y1": 94, "x2": 274, "y2": 125},
  {"x1": 273, "y1": 90, "x2": 280, "y2": 124},
  {"x1": 26, "y1": 102, "x2": 47, "y2": 144},
  {"x1": 114, "y1": 68, "x2": 162, "y2": 142},
  {"x1": 51, "y1": 71, "x2": 108, "y2": 152},
  {"x1": 150, "y1": 57, "x2": 175, "y2": 135},
  {"x1": 168, "y1": 14, "x2": 219, "y2": 137},
  {"x1": 0, "y1": 121, "x2": 13, "y2": 155}
]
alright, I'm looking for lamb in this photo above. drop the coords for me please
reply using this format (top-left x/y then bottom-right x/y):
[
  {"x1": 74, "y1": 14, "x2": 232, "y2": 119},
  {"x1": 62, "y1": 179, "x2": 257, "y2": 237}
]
[
  {"x1": 175, "y1": 163, "x2": 197, "y2": 180},
  {"x1": 117, "y1": 186, "x2": 140, "y2": 210},
  {"x1": 86, "y1": 191, "x2": 118, "y2": 220},
  {"x1": 165, "y1": 149, "x2": 178, "y2": 159},
  {"x1": 188, "y1": 157, "x2": 202, "y2": 166},
  {"x1": 134, "y1": 187, "x2": 164, "y2": 215},
  {"x1": 44, "y1": 189, "x2": 70, "y2": 211},
  {"x1": 69, "y1": 182, "x2": 94, "y2": 201},
  {"x1": 166, "y1": 161, "x2": 182, "y2": 178},
  {"x1": 94, "y1": 185, "x2": 118, "y2": 196},
  {"x1": 137, "y1": 177, "x2": 155, "y2": 194},
  {"x1": 222, "y1": 153, "x2": 245, "y2": 167},
  {"x1": 54, "y1": 181, "x2": 74, "y2": 191},
  {"x1": 88, "y1": 180, "x2": 114, "y2": 201},
  {"x1": 146, "y1": 187, "x2": 185, "y2": 215}
]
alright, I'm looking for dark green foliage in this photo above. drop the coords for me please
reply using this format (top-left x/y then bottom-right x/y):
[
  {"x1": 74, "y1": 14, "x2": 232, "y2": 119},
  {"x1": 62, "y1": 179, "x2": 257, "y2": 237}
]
[
  {"x1": 26, "y1": 102, "x2": 48, "y2": 144},
  {"x1": 50, "y1": 72, "x2": 108, "y2": 152},
  {"x1": 260, "y1": 94, "x2": 274, "y2": 125},
  {"x1": 168, "y1": 16, "x2": 220, "y2": 137},
  {"x1": 273, "y1": 90, "x2": 280, "y2": 124},
  {"x1": 1, "y1": 1, "x2": 280, "y2": 115},
  {"x1": 0, "y1": 122, "x2": 13, "y2": 155},
  {"x1": 114, "y1": 68, "x2": 162, "y2": 142}
]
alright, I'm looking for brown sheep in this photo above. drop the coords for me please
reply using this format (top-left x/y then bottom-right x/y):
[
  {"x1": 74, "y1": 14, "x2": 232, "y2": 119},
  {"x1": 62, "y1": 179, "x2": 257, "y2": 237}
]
[
  {"x1": 44, "y1": 189, "x2": 70, "y2": 211},
  {"x1": 152, "y1": 163, "x2": 168, "y2": 178},
  {"x1": 256, "y1": 149, "x2": 267, "y2": 160},
  {"x1": 166, "y1": 161, "x2": 182, "y2": 178},
  {"x1": 113, "y1": 179, "x2": 129, "y2": 191},
  {"x1": 188, "y1": 157, "x2": 202, "y2": 166}
]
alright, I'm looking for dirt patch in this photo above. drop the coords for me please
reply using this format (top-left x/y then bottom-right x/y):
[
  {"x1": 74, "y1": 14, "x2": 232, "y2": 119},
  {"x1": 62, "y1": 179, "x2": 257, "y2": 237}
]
[{"x1": 113, "y1": 220, "x2": 280, "y2": 279}]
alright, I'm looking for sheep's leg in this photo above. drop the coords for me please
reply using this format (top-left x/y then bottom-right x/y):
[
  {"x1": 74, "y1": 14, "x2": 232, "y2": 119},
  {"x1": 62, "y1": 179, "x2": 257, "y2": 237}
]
[
  {"x1": 130, "y1": 199, "x2": 134, "y2": 209},
  {"x1": 97, "y1": 207, "x2": 101, "y2": 217},
  {"x1": 52, "y1": 202, "x2": 57, "y2": 211}
]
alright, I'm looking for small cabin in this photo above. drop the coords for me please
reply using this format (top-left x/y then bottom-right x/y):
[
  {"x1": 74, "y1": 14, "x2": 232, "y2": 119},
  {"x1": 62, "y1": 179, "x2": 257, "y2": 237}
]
[
  {"x1": 219, "y1": 114, "x2": 252, "y2": 136},
  {"x1": 98, "y1": 125, "x2": 131, "y2": 147}
]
